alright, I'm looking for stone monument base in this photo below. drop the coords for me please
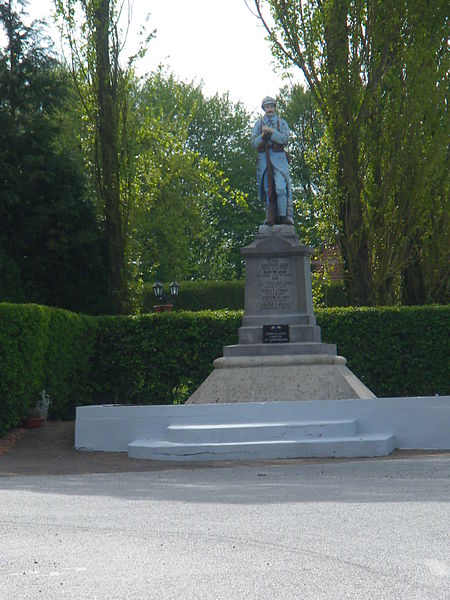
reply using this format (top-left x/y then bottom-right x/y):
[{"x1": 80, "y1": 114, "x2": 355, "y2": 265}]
[
  {"x1": 186, "y1": 223, "x2": 376, "y2": 406},
  {"x1": 186, "y1": 354, "x2": 375, "y2": 404}
]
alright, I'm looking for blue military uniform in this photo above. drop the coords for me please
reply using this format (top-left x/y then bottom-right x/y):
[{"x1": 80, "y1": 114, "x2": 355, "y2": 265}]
[{"x1": 251, "y1": 97, "x2": 293, "y2": 224}]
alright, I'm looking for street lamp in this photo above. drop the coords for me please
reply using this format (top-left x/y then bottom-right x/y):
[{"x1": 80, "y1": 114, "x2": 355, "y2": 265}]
[
  {"x1": 152, "y1": 281, "x2": 163, "y2": 300},
  {"x1": 169, "y1": 280, "x2": 180, "y2": 297},
  {"x1": 152, "y1": 280, "x2": 180, "y2": 312}
]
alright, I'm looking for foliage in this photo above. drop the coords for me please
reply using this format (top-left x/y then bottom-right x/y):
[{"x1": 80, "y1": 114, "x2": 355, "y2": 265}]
[
  {"x1": 142, "y1": 278, "x2": 346, "y2": 312},
  {"x1": 0, "y1": 303, "x2": 97, "y2": 436},
  {"x1": 54, "y1": 0, "x2": 146, "y2": 313},
  {"x1": 318, "y1": 305, "x2": 449, "y2": 397},
  {"x1": 132, "y1": 71, "x2": 259, "y2": 282},
  {"x1": 0, "y1": 0, "x2": 110, "y2": 314},
  {"x1": 364, "y1": 5, "x2": 449, "y2": 305},
  {"x1": 91, "y1": 310, "x2": 242, "y2": 405},
  {"x1": 276, "y1": 84, "x2": 327, "y2": 246},
  {"x1": 1, "y1": 302, "x2": 448, "y2": 437},
  {"x1": 53, "y1": 4, "x2": 261, "y2": 295},
  {"x1": 254, "y1": 0, "x2": 449, "y2": 306},
  {"x1": 142, "y1": 280, "x2": 246, "y2": 312},
  {"x1": 184, "y1": 82, "x2": 264, "y2": 276}
]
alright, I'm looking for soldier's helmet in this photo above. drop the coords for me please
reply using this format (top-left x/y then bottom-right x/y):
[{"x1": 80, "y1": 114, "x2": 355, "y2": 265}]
[{"x1": 261, "y1": 96, "x2": 276, "y2": 109}]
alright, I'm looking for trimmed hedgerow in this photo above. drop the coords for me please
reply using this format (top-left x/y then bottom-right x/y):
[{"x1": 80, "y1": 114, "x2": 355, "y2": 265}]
[
  {"x1": 43, "y1": 307, "x2": 98, "y2": 419},
  {"x1": 1, "y1": 303, "x2": 448, "y2": 437},
  {"x1": 316, "y1": 305, "x2": 449, "y2": 397},
  {"x1": 90, "y1": 310, "x2": 242, "y2": 406},
  {"x1": 143, "y1": 279, "x2": 348, "y2": 311},
  {"x1": 0, "y1": 303, "x2": 97, "y2": 435},
  {"x1": 142, "y1": 280, "x2": 245, "y2": 312},
  {"x1": 0, "y1": 303, "x2": 50, "y2": 436},
  {"x1": 92, "y1": 305, "x2": 447, "y2": 405},
  {"x1": 321, "y1": 281, "x2": 348, "y2": 307}
]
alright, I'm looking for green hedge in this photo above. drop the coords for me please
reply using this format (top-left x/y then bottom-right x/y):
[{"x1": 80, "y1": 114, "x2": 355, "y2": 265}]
[
  {"x1": 1, "y1": 303, "x2": 448, "y2": 437},
  {"x1": 317, "y1": 305, "x2": 449, "y2": 398},
  {"x1": 94, "y1": 305, "x2": 447, "y2": 406},
  {"x1": 143, "y1": 280, "x2": 245, "y2": 312},
  {"x1": 0, "y1": 303, "x2": 97, "y2": 436},
  {"x1": 91, "y1": 310, "x2": 242, "y2": 406},
  {"x1": 142, "y1": 279, "x2": 348, "y2": 311},
  {"x1": 321, "y1": 281, "x2": 348, "y2": 307}
]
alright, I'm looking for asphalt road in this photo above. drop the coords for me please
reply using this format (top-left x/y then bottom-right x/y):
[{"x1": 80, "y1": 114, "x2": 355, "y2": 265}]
[{"x1": 0, "y1": 456, "x2": 449, "y2": 600}]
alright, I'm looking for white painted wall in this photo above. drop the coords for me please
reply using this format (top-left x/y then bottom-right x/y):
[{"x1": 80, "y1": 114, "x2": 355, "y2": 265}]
[{"x1": 75, "y1": 396, "x2": 450, "y2": 452}]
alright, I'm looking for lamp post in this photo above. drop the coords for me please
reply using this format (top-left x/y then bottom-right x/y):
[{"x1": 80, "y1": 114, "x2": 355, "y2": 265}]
[
  {"x1": 153, "y1": 280, "x2": 180, "y2": 312},
  {"x1": 169, "y1": 280, "x2": 180, "y2": 298}
]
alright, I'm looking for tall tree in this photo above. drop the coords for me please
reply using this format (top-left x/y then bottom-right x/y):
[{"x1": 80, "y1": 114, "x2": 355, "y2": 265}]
[
  {"x1": 93, "y1": 0, "x2": 126, "y2": 312},
  {"x1": 276, "y1": 84, "x2": 326, "y2": 246},
  {"x1": 0, "y1": 0, "x2": 110, "y2": 313},
  {"x1": 185, "y1": 86, "x2": 263, "y2": 277},
  {"x1": 133, "y1": 72, "x2": 257, "y2": 281},
  {"x1": 131, "y1": 71, "x2": 251, "y2": 282},
  {"x1": 55, "y1": 0, "x2": 142, "y2": 313},
  {"x1": 254, "y1": 0, "x2": 449, "y2": 305}
]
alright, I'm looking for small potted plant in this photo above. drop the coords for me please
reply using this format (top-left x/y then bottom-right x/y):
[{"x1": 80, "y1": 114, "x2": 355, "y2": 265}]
[
  {"x1": 24, "y1": 390, "x2": 50, "y2": 429},
  {"x1": 37, "y1": 390, "x2": 50, "y2": 420},
  {"x1": 24, "y1": 406, "x2": 44, "y2": 429}
]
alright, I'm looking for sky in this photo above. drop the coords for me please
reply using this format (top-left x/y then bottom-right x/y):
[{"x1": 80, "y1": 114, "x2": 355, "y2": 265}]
[{"x1": 24, "y1": 0, "x2": 300, "y2": 114}]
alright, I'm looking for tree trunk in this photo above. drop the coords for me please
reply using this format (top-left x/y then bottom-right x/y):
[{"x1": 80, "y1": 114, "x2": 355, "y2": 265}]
[
  {"x1": 94, "y1": 0, "x2": 128, "y2": 314},
  {"x1": 401, "y1": 250, "x2": 426, "y2": 305}
]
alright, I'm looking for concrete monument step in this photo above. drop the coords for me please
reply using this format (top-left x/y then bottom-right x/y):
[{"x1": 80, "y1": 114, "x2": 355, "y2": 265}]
[
  {"x1": 166, "y1": 419, "x2": 359, "y2": 444},
  {"x1": 127, "y1": 433, "x2": 396, "y2": 461},
  {"x1": 223, "y1": 342, "x2": 337, "y2": 357}
]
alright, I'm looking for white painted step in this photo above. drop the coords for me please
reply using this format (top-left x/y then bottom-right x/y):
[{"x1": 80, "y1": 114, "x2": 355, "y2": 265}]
[
  {"x1": 128, "y1": 433, "x2": 396, "y2": 461},
  {"x1": 166, "y1": 419, "x2": 359, "y2": 444}
]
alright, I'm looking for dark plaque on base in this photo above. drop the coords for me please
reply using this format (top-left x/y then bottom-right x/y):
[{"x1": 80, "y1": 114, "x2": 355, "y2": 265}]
[{"x1": 263, "y1": 324, "x2": 290, "y2": 344}]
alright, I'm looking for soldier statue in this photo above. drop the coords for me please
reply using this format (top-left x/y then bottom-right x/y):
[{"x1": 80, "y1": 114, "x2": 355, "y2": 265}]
[{"x1": 251, "y1": 96, "x2": 293, "y2": 225}]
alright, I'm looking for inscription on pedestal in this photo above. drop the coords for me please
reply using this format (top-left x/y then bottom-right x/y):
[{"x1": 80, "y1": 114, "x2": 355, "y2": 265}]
[{"x1": 257, "y1": 257, "x2": 294, "y2": 311}]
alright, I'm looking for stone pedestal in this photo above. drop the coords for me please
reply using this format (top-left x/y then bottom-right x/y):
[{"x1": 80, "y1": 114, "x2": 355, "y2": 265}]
[
  {"x1": 227, "y1": 224, "x2": 334, "y2": 356},
  {"x1": 186, "y1": 225, "x2": 375, "y2": 404}
]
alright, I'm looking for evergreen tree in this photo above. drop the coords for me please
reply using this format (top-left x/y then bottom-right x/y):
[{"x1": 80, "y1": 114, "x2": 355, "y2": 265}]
[{"x1": 0, "y1": 0, "x2": 110, "y2": 314}]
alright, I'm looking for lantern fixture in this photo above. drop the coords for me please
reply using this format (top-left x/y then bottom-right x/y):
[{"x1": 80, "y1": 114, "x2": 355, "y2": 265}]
[
  {"x1": 152, "y1": 281, "x2": 163, "y2": 299},
  {"x1": 169, "y1": 280, "x2": 180, "y2": 297}
]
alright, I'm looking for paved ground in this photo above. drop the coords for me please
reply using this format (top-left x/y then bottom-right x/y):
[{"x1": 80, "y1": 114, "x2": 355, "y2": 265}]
[
  {"x1": 0, "y1": 422, "x2": 193, "y2": 477},
  {"x1": 0, "y1": 422, "x2": 449, "y2": 599},
  {"x1": 1, "y1": 421, "x2": 447, "y2": 477}
]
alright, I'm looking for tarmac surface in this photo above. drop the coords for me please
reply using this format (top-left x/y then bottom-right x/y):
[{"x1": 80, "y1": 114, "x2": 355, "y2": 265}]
[{"x1": 0, "y1": 422, "x2": 449, "y2": 599}]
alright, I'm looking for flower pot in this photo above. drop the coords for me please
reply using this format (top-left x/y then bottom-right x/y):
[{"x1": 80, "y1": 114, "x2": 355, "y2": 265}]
[
  {"x1": 24, "y1": 416, "x2": 44, "y2": 429},
  {"x1": 153, "y1": 304, "x2": 173, "y2": 312}
]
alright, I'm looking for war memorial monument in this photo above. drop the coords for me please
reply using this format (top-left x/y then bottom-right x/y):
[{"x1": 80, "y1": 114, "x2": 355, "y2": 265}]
[
  {"x1": 187, "y1": 95, "x2": 373, "y2": 404},
  {"x1": 75, "y1": 97, "x2": 450, "y2": 460}
]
